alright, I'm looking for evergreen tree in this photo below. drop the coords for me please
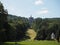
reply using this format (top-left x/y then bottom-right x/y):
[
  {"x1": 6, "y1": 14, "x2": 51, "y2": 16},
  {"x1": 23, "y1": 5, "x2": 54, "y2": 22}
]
[{"x1": 0, "y1": 1, "x2": 8, "y2": 42}]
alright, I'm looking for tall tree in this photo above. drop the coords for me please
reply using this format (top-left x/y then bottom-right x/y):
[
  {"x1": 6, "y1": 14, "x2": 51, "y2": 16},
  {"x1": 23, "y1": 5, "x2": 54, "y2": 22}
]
[{"x1": 0, "y1": 1, "x2": 8, "y2": 42}]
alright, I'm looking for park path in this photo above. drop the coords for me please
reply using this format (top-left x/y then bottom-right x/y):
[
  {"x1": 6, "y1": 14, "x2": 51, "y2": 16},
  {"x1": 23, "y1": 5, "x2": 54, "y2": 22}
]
[{"x1": 26, "y1": 29, "x2": 37, "y2": 40}]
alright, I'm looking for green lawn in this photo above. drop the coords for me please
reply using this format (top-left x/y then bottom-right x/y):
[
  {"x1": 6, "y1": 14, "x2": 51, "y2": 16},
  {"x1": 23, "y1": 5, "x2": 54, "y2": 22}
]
[{"x1": 2, "y1": 40, "x2": 60, "y2": 45}]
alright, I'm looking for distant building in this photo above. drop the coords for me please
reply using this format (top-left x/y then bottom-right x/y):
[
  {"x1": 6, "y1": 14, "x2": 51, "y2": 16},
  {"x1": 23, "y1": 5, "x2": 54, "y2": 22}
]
[
  {"x1": 51, "y1": 33, "x2": 55, "y2": 40},
  {"x1": 29, "y1": 15, "x2": 34, "y2": 28}
]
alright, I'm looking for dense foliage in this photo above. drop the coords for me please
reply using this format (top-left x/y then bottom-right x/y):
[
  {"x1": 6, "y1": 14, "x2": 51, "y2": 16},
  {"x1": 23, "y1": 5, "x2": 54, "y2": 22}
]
[
  {"x1": 0, "y1": 2, "x2": 60, "y2": 42},
  {"x1": 33, "y1": 18, "x2": 60, "y2": 41},
  {"x1": 0, "y1": 2, "x2": 30, "y2": 42}
]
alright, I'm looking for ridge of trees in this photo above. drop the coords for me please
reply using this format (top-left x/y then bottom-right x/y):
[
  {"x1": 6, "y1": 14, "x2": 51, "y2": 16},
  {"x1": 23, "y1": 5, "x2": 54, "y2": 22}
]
[{"x1": 0, "y1": 2, "x2": 60, "y2": 42}]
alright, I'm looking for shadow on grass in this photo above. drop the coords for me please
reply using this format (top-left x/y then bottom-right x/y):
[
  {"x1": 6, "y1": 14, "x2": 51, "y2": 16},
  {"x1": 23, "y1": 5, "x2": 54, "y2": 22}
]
[{"x1": 0, "y1": 42, "x2": 25, "y2": 45}]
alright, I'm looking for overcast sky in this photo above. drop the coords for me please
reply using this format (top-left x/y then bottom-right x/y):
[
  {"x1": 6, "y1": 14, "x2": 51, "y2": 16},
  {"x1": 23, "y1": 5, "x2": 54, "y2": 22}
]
[{"x1": 0, "y1": 0, "x2": 60, "y2": 18}]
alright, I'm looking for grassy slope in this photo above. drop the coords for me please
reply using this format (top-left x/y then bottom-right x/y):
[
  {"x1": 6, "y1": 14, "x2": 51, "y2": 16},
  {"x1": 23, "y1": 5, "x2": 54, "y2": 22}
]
[
  {"x1": 3, "y1": 40, "x2": 60, "y2": 45},
  {"x1": 26, "y1": 29, "x2": 36, "y2": 40}
]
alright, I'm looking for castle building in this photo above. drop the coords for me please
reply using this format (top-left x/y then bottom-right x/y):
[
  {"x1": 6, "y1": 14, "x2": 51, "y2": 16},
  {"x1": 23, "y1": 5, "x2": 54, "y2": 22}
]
[{"x1": 29, "y1": 15, "x2": 34, "y2": 28}]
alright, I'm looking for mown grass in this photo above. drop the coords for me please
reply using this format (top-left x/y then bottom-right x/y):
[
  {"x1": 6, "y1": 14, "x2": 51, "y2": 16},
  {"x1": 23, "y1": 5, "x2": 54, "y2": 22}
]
[{"x1": 2, "y1": 40, "x2": 60, "y2": 45}]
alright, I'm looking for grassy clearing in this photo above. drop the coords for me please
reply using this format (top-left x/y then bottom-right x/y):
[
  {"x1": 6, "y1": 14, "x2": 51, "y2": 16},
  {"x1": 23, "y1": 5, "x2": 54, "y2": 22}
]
[
  {"x1": 26, "y1": 29, "x2": 36, "y2": 40},
  {"x1": 3, "y1": 40, "x2": 60, "y2": 45}
]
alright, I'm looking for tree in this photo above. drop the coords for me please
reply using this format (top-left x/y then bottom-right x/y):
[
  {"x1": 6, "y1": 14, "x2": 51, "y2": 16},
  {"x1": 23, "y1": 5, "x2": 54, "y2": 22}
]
[
  {"x1": 0, "y1": 1, "x2": 8, "y2": 42},
  {"x1": 16, "y1": 22, "x2": 29, "y2": 41},
  {"x1": 32, "y1": 18, "x2": 42, "y2": 32},
  {"x1": 35, "y1": 19, "x2": 49, "y2": 40}
]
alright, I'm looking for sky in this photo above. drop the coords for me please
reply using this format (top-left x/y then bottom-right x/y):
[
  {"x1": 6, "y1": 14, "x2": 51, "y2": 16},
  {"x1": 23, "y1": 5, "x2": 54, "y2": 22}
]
[{"x1": 0, "y1": 0, "x2": 60, "y2": 18}]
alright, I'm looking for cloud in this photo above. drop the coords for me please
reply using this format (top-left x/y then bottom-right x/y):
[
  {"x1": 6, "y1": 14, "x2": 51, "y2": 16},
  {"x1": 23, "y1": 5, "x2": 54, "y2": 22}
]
[
  {"x1": 34, "y1": 0, "x2": 44, "y2": 5},
  {"x1": 36, "y1": 9, "x2": 48, "y2": 14}
]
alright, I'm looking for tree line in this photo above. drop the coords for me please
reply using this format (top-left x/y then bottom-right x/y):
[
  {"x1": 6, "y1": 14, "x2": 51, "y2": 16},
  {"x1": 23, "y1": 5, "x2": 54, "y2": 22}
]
[
  {"x1": 0, "y1": 2, "x2": 60, "y2": 42},
  {"x1": 33, "y1": 18, "x2": 60, "y2": 42}
]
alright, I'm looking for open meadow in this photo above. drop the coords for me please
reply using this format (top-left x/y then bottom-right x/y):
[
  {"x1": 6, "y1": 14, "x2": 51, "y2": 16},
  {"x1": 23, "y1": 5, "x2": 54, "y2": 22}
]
[{"x1": 2, "y1": 40, "x2": 60, "y2": 45}]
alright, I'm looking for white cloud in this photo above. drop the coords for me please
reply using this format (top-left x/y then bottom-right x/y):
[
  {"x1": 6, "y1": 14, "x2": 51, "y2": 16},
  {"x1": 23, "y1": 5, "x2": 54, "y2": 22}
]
[
  {"x1": 36, "y1": 9, "x2": 48, "y2": 14},
  {"x1": 34, "y1": 0, "x2": 44, "y2": 5}
]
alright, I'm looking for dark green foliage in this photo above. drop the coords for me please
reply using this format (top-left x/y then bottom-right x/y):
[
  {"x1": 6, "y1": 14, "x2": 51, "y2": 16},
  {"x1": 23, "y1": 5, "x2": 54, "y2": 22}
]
[
  {"x1": 34, "y1": 18, "x2": 60, "y2": 42},
  {"x1": 0, "y1": 2, "x2": 8, "y2": 42},
  {"x1": 16, "y1": 23, "x2": 29, "y2": 41},
  {"x1": 32, "y1": 18, "x2": 42, "y2": 32},
  {"x1": 0, "y1": 1, "x2": 60, "y2": 42}
]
